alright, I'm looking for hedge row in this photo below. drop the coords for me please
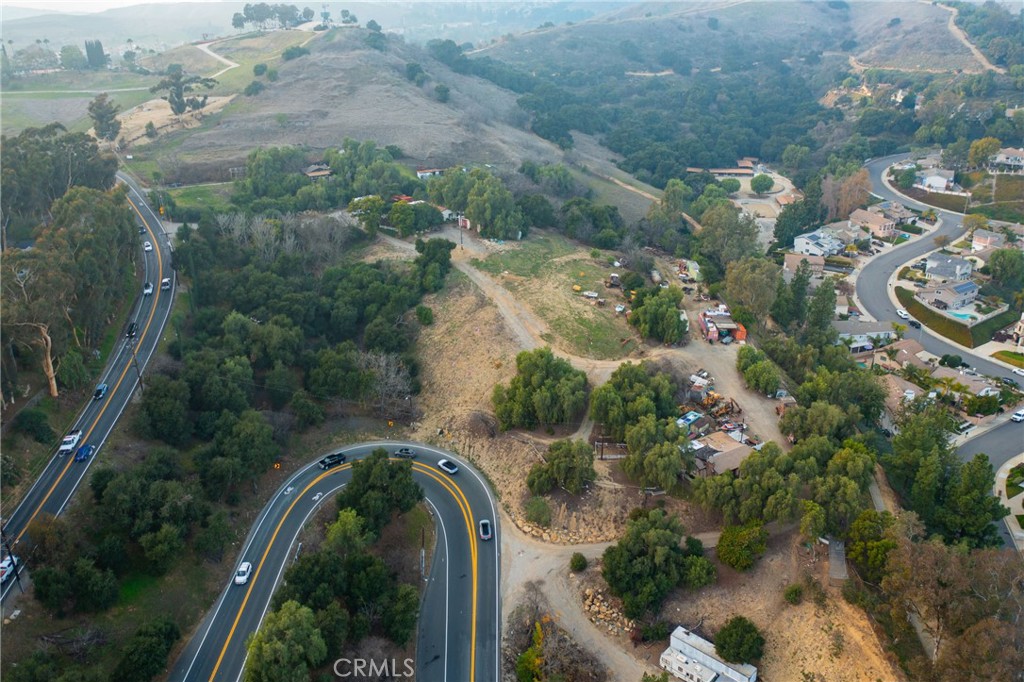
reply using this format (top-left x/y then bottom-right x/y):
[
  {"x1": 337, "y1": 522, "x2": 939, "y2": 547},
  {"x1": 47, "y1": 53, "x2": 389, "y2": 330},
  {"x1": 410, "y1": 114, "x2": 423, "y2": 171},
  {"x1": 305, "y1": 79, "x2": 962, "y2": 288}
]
[
  {"x1": 895, "y1": 287, "x2": 974, "y2": 347},
  {"x1": 970, "y1": 309, "x2": 1021, "y2": 347}
]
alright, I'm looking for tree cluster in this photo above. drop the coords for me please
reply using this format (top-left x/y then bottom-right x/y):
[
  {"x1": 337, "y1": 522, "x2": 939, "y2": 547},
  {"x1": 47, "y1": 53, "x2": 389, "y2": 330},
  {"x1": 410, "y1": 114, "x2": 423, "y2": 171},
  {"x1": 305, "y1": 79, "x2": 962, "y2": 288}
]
[
  {"x1": 602, "y1": 509, "x2": 715, "y2": 618},
  {"x1": 427, "y1": 167, "x2": 527, "y2": 240},
  {"x1": 527, "y1": 439, "x2": 596, "y2": 495},
  {"x1": 492, "y1": 347, "x2": 588, "y2": 430},
  {"x1": 335, "y1": 448, "x2": 423, "y2": 537},
  {"x1": 232, "y1": 3, "x2": 308, "y2": 30},
  {"x1": 588, "y1": 361, "x2": 676, "y2": 442},
  {"x1": 629, "y1": 286, "x2": 688, "y2": 344}
]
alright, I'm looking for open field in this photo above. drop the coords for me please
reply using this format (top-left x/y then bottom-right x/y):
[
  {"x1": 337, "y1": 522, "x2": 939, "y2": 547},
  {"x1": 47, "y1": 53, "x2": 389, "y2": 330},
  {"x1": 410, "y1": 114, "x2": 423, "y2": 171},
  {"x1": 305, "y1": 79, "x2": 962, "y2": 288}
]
[{"x1": 167, "y1": 182, "x2": 235, "y2": 214}]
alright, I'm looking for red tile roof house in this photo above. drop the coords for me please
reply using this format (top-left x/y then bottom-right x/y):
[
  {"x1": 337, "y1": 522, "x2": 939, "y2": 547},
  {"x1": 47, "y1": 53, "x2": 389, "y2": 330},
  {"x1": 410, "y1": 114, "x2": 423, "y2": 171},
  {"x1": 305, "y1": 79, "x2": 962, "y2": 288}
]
[{"x1": 849, "y1": 208, "x2": 896, "y2": 239}]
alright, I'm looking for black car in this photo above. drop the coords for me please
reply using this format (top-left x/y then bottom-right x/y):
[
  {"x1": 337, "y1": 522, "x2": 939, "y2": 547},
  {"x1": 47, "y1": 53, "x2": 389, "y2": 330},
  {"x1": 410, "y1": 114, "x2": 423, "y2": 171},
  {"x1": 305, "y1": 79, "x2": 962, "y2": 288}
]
[
  {"x1": 317, "y1": 452, "x2": 347, "y2": 470},
  {"x1": 126, "y1": 322, "x2": 138, "y2": 338},
  {"x1": 394, "y1": 447, "x2": 417, "y2": 459},
  {"x1": 908, "y1": 320, "x2": 921, "y2": 329},
  {"x1": 1001, "y1": 377, "x2": 1019, "y2": 387}
]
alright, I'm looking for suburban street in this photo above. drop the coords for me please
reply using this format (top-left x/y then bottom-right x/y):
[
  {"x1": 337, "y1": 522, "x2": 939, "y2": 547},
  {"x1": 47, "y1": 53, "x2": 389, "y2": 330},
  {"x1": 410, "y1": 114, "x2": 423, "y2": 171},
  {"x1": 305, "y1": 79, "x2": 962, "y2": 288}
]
[
  {"x1": 1, "y1": 174, "x2": 174, "y2": 603},
  {"x1": 168, "y1": 442, "x2": 501, "y2": 682},
  {"x1": 859, "y1": 154, "x2": 1023, "y2": 472}
]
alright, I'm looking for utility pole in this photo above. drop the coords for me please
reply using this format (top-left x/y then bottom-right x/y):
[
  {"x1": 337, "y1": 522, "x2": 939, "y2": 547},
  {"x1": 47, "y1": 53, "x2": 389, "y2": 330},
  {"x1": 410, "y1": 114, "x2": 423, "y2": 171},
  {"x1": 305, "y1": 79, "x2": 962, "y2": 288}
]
[{"x1": 128, "y1": 340, "x2": 144, "y2": 392}]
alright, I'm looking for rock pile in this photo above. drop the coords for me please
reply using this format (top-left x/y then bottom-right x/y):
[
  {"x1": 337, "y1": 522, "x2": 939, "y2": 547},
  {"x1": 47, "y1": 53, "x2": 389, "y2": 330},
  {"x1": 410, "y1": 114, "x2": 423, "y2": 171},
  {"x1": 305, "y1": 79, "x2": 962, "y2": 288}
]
[{"x1": 582, "y1": 587, "x2": 634, "y2": 636}]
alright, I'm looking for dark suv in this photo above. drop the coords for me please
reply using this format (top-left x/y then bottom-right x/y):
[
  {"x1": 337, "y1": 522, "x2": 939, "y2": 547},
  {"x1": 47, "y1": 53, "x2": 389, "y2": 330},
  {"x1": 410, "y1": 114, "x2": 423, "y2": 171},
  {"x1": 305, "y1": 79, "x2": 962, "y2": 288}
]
[
  {"x1": 317, "y1": 452, "x2": 347, "y2": 470},
  {"x1": 126, "y1": 322, "x2": 138, "y2": 338},
  {"x1": 394, "y1": 447, "x2": 417, "y2": 459}
]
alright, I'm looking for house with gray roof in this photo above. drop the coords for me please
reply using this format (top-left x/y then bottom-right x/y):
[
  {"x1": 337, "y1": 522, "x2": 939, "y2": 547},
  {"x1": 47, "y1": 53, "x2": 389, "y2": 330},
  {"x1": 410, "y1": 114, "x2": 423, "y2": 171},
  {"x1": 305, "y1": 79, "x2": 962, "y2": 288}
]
[
  {"x1": 925, "y1": 254, "x2": 973, "y2": 281},
  {"x1": 833, "y1": 320, "x2": 898, "y2": 352},
  {"x1": 661, "y1": 626, "x2": 758, "y2": 682},
  {"x1": 919, "y1": 281, "x2": 979, "y2": 310},
  {"x1": 794, "y1": 230, "x2": 844, "y2": 257}
]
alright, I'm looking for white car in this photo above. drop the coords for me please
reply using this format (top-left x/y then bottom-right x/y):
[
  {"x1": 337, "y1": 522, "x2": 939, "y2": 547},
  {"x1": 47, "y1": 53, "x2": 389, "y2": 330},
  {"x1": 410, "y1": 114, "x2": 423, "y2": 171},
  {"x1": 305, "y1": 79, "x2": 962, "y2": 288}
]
[
  {"x1": 143, "y1": 282, "x2": 154, "y2": 296},
  {"x1": 234, "y1": 561, "x2": 252, "y2": 585},
  {"x1": 143, "y1": 241, "x2": 153, "y2": 252},
  {"x1": 0, "y1": 556, "x2": 19, "y2": 583},
  {"x1": 437, "y1": 459, "x2": 459, "y2": 475},
  {"x1": 895, "y1": 309, "x2": 910, "y2": 320},
  {"x1": 58, "y1": 429, "x2": 83, "y2": 455},
  {"x1": 1013, "y1": 368, "x2": 1024, "y2": 377},
  {"x1": 1011, "y1": 409, "x2": 1024, "y2": 423}
]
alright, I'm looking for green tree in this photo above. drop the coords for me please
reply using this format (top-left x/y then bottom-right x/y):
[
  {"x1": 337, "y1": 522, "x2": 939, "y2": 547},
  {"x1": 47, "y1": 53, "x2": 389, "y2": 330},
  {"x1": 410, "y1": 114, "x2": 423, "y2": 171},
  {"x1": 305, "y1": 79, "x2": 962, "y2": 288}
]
[
  {"x1": 13, "y1": 408, "x2": 54, "y2": 443},
  {"x1": 968, "y1": 136, "x2": 1000, "y2": 167},
  {"x1": 697, "y1": 204, "x2": 761, "y2": 280},
  {"x1": 602, "y1": 509, "x2": 704, "y2": 617},
  {"x1": 149, "y1": 64, "x2": 217, "y2": 116},
  {"x1": 111, "y1": 619, "x2": 181, "y2": 682},
  {"x1": 492, "y1": 347, "x2": 588, "y2": 430},
  {"x1": 846, "y1": 509, "x2": 896, "y2": 584},
  {"x1": 630, "y1": 286, "x2": 687, "y2": 343},
  {"x1": 87, "y1": 93, "x2": 121, "y2": 141},
  {"x1": 588, "y1": 362, "x2": 675, "y2": 442},
  {"x1": 988, "y1": 248, "x2": 1024, "y2": 290},
  {"x1": 194, "y1": 510, "x2": 233, "y2": 562},
  {"x1": 743, "y1": 359, "x2": 780, "y2": 395},
  {"x1": 715, "y1": 616, "x2": 765, "y2": 663},
  {"x1": 750, "y1": 174, "x2": 774, "y2": 195},
  {"x1": 245, "y1": 600, "x2": 327, "y2": 682},
  {"x1": 59, "y1": 44, "x2": 88, "y2": 70},
  {"x1": 335, "y1": 448, "x2": 423, "y2": 537},
  {"x1": 720, "y1": 178, "x2": 741, "y2": 194},
  {"x1": 716, "y1": 523, "x2": 768, "y2": 571},
  {"x1": 435, "y1": 83, "x2": 450, "y2": 103},
  {"x1": 527, "y1": 439, "x2": 596, "y2": 495},
  {"x1": 725, "y1": 257, "x2": 780, "y2": 326},
  {"x1": 137, "y1": 374, "x2": 192, "y2": 446},
  {"x1": 383, "y1": 583, "x2": 419, "y2": 645}
]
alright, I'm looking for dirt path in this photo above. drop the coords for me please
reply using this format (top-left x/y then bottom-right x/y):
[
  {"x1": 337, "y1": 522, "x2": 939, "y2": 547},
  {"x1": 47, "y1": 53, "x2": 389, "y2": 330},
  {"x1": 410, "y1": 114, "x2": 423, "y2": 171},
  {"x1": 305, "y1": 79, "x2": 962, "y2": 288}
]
[
  {"x1": 195, "y1": 41, "x2": 240, "y2": 79},
  {"x1": 934, "y1": 2, "x2": 1006, "y2": 75}
]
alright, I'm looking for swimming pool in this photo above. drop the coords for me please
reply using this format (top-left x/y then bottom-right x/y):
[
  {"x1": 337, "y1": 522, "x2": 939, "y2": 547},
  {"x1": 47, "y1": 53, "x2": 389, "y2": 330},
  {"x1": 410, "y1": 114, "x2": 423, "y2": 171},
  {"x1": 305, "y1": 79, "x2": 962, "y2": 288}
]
[{"x1": 949, "y1": 311, "x2": 977, "y2": 321}]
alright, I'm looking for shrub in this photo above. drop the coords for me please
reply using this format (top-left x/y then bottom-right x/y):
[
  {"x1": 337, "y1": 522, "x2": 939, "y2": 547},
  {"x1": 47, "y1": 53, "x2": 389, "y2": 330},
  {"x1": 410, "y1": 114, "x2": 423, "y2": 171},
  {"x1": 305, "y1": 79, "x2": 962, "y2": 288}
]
[
  {"x1": 282, "y1": 45, "x2": 310, "y2": 60},
  {"x1": 784, "y1": 583, "x2": 804, "y2": 605},
  {"x1": 244, "y1": 80, "x2": 265, "y2": 96},
  {"x1": 415, "y1": 305, "x2": 434, "y2": 325},
  {"x1": 266, "y1": 68, "x2": 278, "y2": 82},
  {"x1": 524, "y1": 496, "x2": 552, "y2": 527},
  {"x1": 641, "y1": 621, "x2": 670, "y2": 641},
  {"x1": 145, "y1": 121, "x2": 158, "y2": 138},
  {"x1": 715, "y1": 616, "x2": 765, "y2": 664},
  {"x1": 716, "y1": 523, "x2": 768, "y2": 571},
  {"x1": 253, "y1": 63, "x2": 267, "y2": 76},
  {"x1": 569, "y1": 552, "x2": 588, "y2": 572},
  {"x1": 13, "y1": 408, "x2": 55, "y2": 443}
]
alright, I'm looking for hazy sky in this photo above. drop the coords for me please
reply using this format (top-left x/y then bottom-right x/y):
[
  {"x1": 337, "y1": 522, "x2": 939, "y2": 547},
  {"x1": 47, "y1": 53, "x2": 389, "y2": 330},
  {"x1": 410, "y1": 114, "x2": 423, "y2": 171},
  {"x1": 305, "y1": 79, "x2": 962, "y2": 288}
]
[{"x1": 6, "y1": 0, "x2": 219, "y2": 14}]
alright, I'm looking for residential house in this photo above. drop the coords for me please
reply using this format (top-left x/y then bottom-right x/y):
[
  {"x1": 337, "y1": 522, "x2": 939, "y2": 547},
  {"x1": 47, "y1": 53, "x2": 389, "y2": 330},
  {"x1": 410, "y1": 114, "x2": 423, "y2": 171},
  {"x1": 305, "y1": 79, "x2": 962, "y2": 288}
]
[
  {"x1": 971, "y1": 228, "x2": 1005, "y2": 252},
  {"x1": 919, "y1": 281, "x2": 979, "y2": 310},
  {"x1": 929, "y1": 366, "x2": 1000, "y2": 398},
  {"x1": 660, "y1": 626, "x2": 758, "y2": 682},
  {"x1": 872, "y1": 338, "x2": 931, "y2": 372},
  {"x1": 415, "y1": 168, "x2": 445, "y2": 180},
  {"x1": 833, "y1": 320, "x2": 898, "y2": 353},
  {"x1": 925, "y1": 254, "x2": 973, "y2": 281},
  {"x1": 692, "y1": 431, "x2": 754, "y2": 477},
  {"x1": 794, "y1": 230, "x2": 844, "y2": 257},
  {"x1": 880, "y1": 373, "x2": 928, "y2": 417},
  {"x1": 819, "y1": 220, "x2": 863, "y2": 247},
  {"x1": 916, "y1": 168, "x2": 955, "y2": 192},
  {"x1": 303, "y1": 163, "x2": 332, "y2": 179},
  {"x1": 875, "y1": 201, "x2": 916, "y2": 225},
  {"x1": 783, "y1": 253, "x2": 825, "y2": 277},
  {"x1": 990, "y1": 147, "x2": 1024, "y2": 172},
  {"x1": 850, "y1": 208, "x2": 896, "y2": 239},
  {"x1": 435, "y1": 206, "x2": 456, "y2": 221}
]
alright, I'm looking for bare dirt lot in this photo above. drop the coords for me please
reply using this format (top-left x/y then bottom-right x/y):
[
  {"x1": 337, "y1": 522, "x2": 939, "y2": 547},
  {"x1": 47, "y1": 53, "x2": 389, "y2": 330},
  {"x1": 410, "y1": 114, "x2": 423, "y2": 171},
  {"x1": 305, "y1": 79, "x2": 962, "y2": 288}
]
[{"x1": 115, "y1": 95, "x2": 236, "y2": 149}]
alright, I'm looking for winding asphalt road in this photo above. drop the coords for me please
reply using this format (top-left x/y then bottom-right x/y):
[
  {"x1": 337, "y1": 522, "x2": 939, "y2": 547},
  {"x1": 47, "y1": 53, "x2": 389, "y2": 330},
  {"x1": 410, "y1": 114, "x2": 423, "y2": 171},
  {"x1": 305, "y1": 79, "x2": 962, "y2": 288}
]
[
  {"x1": 168, "y1": 442, "x2": 501, "y2": 682},
  {"x1": 1, "y1": 173, "x2": 174, "y2": 601},
  {"x1": 858, "y1": 153, "x2": 1022, "y2": 475}
]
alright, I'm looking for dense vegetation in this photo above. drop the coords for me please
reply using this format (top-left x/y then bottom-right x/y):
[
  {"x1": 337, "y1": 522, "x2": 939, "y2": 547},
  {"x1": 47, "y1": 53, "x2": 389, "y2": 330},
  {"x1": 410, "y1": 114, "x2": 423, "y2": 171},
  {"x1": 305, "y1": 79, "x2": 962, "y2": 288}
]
[
  {"x1": 949, "y1": 1, "x2": 1024, "y2": 70},
  {"x1": 491, "y1": 347, "x2": 588, "y2": 430},
  {"x1": 526, "y1": 439, "x2": 596, "y2": 495}
]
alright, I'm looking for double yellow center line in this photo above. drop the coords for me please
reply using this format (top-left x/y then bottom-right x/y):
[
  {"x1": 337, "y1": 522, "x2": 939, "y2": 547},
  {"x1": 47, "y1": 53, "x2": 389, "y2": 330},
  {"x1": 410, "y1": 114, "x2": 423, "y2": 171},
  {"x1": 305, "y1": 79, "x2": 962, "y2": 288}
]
[{"x1": 208, "y1": 459, "x2": 480, "y2": 682}]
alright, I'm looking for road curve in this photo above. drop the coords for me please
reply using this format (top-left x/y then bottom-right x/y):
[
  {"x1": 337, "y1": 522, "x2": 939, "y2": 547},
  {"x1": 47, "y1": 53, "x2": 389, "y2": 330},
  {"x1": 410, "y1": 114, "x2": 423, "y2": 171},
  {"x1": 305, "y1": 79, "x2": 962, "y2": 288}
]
[
  {"x1": 859, "y1": 154, "x2": 1022, "y2": 475},
  {"x1": 1, "y1": 174, "x2": 174, "y2": 601},
  {"x1": 168, "y1": 442, "x2": 501, "y2": 682}
]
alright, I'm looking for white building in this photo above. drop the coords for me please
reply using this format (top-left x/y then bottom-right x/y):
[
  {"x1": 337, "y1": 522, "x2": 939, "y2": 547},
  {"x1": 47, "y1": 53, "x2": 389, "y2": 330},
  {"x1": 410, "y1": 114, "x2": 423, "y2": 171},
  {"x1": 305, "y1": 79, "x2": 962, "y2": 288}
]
[
  {"x1": 794, "y1": 230, "x2": 844, "y2": 257},
  {"x1": 660, "y1": 626, "x2": 758, "y2": 682}
]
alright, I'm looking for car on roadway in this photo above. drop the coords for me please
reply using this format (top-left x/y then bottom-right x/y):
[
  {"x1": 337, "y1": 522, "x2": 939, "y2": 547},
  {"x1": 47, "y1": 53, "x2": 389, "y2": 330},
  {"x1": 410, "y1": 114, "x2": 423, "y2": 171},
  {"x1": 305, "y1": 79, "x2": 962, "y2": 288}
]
[
  {"x1": 394, "y1": 447, "x2": 417, "y2": 459},
  {"x1": 317, "y1": 452, "x2": 347, "y2": 470},
  {"x1": 126, "y1": 322, "x2": 138, "y2": 338},
  {"x1": 908, "y1": 320, "x2": 921, "y2": 329},
  {"x1": 1013, "y1": 368, "x2": 1024, "y2": 377},
  {"x1": 160, "y1": 278, "x2": 171, "y2": 291},
  {"x1": 58, "y1": 429, "x2": 83, "y2": 456},
  {"x1": 1011, "y1": 409, "x2": 1024, "y2": 423},
  {"x1": 143, "y1": 241, "x2": 153, "y2": 252},
  {"x1": 139, "y1": 226, "x2": 145, "y2": 234},
  {"x1": 895, "y1": 309, "x2": 910, "y2": 320},
  {"x1": 74, "y1": 444, "x2": 95, "y2": 462},
  {"x1": 143, "y1": 282, "x2": 154, "y2": 296},
  {"x1": 234, "y1": 562, "x2": 252, "y2": 585},
  {"x1": 478, "y1": 519, "x2": 492, "y2": 541},
  {"x1": 437, "y1": 459, "x2": 459, "y2": 475},
  {"x1": 0, "y1": 556, "x2": 19, "y2": 583},
  {"x1": 93, "y1": 383, "x2": 108, "y2": 400}
]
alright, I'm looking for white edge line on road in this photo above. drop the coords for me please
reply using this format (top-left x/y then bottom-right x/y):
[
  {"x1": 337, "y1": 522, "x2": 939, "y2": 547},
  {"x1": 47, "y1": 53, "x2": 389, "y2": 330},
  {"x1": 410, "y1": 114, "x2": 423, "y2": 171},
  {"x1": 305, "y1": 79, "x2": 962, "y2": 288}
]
[
  {"x1": 424, "y1": 495, "x2": 450, "y2": 682},
  {"x1": 178, "y1": 460, "x2": 320, "y2": 681},
  {"x1": 234, "y1": 478, "x2": 351, "y2": 682}
]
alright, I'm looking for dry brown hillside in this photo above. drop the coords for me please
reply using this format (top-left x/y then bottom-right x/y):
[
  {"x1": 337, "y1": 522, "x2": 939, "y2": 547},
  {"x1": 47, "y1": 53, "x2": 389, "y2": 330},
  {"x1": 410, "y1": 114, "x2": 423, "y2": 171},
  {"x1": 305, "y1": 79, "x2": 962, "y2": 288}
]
[{"x1": 167, "y1": 29, "x2": 565, "y2": 176}]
